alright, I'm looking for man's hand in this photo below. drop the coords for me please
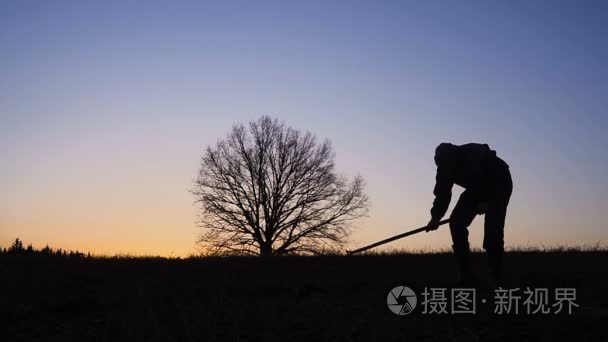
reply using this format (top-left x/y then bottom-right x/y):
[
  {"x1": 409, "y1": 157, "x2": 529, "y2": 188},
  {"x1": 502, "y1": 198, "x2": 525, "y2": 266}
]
[{"x1": 426, "y1": 218, "x2": 441, "y2": 232}]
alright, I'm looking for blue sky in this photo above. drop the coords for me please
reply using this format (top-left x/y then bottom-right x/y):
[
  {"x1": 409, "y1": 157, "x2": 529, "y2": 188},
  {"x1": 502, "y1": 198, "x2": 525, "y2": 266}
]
[{"x1": 1, "y1": 1, "x2": 607, "y2": 255}]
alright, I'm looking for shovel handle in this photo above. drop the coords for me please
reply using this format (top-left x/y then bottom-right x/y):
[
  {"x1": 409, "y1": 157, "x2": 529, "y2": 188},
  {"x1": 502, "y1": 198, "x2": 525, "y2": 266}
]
[{"x1": 347, "y1": 219, "x2": 450, "y2": 255}]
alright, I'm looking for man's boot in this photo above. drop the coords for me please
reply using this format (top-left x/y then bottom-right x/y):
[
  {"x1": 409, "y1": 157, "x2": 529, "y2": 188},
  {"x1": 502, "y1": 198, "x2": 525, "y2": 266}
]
[
  {"x1": 487, "y1": 249, "x2": 504, "y2": 283},
  {"x1": 454, "y1": 246, "x2": 475, "y2": 286}
]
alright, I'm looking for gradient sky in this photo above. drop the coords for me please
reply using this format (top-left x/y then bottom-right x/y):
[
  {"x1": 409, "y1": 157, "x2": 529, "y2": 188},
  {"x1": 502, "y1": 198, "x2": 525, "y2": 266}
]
[{"x1": 2, "y1": 1, "x2": 607, "y2": 256}]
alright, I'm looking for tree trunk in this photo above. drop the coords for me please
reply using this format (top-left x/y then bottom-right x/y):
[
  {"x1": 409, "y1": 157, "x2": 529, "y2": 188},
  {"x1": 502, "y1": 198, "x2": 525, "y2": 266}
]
[{"x1": 259, "y1": 243, "x2": 273, "y2": 257}]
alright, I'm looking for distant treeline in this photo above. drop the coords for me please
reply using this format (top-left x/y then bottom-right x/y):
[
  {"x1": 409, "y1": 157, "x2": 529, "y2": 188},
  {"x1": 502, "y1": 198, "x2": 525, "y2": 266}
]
[
  {"x1": 0, "y1": 238, "x2": 90, "y2": 258},
  {"x1": 2, "y1": 237, "x2": 605, "y2": 259}
]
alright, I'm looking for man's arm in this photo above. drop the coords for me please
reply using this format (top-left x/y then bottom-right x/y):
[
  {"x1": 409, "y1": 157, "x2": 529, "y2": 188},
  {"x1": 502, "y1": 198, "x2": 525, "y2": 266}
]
[{"x1": 427, "y1": 167, "x2": 453, "y2": 230}]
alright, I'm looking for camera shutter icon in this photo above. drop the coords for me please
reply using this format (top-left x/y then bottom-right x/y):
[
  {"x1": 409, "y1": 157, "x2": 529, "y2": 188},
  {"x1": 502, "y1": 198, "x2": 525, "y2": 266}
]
[{"x1": 387, "y1": 286, "x2": 417, "y2": 315}]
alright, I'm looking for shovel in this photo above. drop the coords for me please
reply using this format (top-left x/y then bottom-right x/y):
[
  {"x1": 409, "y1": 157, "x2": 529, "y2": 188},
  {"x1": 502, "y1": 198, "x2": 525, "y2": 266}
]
[{"x1": 347, "y1": 219, "x2": 450, "y2": 255}]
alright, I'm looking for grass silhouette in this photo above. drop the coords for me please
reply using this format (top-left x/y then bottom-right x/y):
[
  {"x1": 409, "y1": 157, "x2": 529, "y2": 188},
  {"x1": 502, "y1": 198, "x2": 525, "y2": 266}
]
[{"x1": 1, "y1": 240, "x2": 607, "y2": 340}]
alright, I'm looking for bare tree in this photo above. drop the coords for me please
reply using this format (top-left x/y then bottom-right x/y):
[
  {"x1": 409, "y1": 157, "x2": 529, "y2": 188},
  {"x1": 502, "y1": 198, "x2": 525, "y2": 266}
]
[{"x1": 192, "y1": 116, "x2": 369, "y2": 256}]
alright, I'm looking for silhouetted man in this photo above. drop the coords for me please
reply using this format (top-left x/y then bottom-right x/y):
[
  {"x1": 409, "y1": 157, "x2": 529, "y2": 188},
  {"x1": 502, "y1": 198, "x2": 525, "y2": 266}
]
[{"x1": 426, "y1": 143, "x2": 512, "y2": 282}]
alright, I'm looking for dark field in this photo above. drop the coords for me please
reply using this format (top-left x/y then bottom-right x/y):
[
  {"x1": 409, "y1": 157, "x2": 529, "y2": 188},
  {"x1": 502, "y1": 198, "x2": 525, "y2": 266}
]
[{"x1": 2, "y1": 251, "x2": 607, "y2": 341}]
